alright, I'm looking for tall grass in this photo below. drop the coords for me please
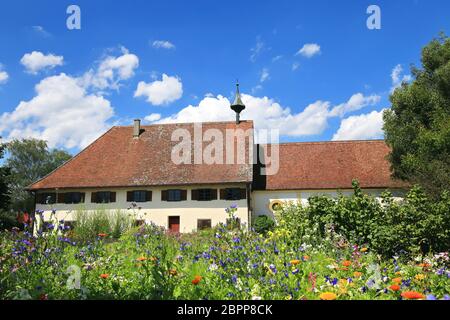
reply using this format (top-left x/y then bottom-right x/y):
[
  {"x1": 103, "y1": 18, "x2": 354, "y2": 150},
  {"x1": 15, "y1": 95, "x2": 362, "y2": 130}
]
[{"x1": 73, "y1": 208, "x2": 133, "y2": 242}]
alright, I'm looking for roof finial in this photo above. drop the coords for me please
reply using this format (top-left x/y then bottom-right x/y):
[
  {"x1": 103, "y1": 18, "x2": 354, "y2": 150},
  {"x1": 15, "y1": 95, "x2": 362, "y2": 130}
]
[{"x1": 231, "y1": 81, "x2": 245, "y2": 124}]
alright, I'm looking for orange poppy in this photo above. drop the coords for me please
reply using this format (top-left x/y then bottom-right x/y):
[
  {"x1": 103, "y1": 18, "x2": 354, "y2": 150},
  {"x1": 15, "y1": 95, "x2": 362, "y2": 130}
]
[
  {"x1": 392, "y1": 277, "x2": 402, "y2": 284},
  {"x1": 319, "y1": 292, "x2": 337, "y2": 300},
  {"x1": 401, "y1": 291, "x2": 425, "y2": 300},
  {"x1": 192, "y1": 275, "x2": 202, "y2": 285},
  {"x1": 342, "y1": 260, "x2": 352, "y2": 267},
  {"x1": 169, "y1": 269, "x2": 178, "y2": 276},
  {"x1": 98, "y1": 233, "x2": 107, "y2": 238},
  {"x1": 389, "y1": 285, "x2": 400, "y2": 292},
  {"x1": 303, "y1": 255, "x2": 310, "y2": 261},
  {"x1": 100, "y1": 273, "x2": 109, "y2": 279},
  {"x1": 290, "y1": 260, "x2": 301, "y2": 266},
  {"x1": 353, "y1": 271, "x2": 362, "y2": 278},
  {"x1": 136, "y1": 257, "x2": 147, "y2": 262}
]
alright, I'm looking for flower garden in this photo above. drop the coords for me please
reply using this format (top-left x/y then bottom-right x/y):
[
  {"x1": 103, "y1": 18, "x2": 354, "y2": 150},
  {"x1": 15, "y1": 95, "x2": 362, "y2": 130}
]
[{"x1": 1, "y1": 185, "x2": 449, "y2": 300}]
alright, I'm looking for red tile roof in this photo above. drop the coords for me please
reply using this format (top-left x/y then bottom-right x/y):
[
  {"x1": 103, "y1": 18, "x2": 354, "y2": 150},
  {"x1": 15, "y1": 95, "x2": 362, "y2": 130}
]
[
  {"x1": 255, "y1": 140, "x2": 407, "y2": 190},
  {"x1": 28, "y1": 121, "x2": 254, "y2": 190}
]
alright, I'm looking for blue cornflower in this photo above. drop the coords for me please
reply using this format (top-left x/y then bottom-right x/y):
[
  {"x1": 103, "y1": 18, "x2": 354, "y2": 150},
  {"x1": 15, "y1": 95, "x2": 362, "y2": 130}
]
[
  {"x1": 426, "y1": 294, "x2": 437, "y2": 300},
  {"x1": 231, "y1": 275, "x2": 237, "y2": 283}
]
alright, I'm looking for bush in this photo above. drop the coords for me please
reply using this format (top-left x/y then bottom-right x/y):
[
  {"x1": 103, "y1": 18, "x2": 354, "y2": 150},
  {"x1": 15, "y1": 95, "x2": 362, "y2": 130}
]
[
  {"x1": 277, "y1": 180, "x2": 450, "y2": 258},
  {"x1": 252, "y1": 215, "x2": 275, "y2": 234},
  {"x1": 0, "y1": 210, "x2": 19, "y2": 231}
]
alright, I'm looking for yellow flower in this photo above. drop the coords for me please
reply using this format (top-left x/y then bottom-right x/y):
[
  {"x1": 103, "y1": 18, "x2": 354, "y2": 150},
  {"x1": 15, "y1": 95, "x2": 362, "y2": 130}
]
[
  {"x1": 290, "y1": 259, "x2": 301, "y2": 266},
  {"x1": 360, "y1": 247, "x2": 368, "y2": 252},
  {"x1": 319, "y1": 292, "x2": 337, "y2": 300},
  {"x1": 353, "y1": 271, "x2": 363, "y2": 278},
  {"x1": 415, "y1": 274, "x2": 426, "y2": 281}
]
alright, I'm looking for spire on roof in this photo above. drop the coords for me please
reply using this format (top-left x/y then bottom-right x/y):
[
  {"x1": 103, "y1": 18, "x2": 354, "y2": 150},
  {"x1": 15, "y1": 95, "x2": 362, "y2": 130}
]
[{"x1": 230, "y1": 81, "x2": 246, "y2": 124}]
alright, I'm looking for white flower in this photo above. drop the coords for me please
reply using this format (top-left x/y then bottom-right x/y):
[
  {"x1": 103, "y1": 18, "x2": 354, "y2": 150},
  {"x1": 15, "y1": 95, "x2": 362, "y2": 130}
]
[{"x1": 252, "y1": 296, "x2": 262, "y2": 300}]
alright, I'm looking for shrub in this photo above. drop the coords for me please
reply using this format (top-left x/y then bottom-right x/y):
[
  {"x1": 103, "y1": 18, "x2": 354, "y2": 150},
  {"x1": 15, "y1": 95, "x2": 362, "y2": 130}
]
[
  {"x1": 0, "y1": 210, "x2": 19, "y2": 231},
  {"x1": 252, "y1": 215, "x2": 275, "y2": 234},
  {"x1": 277, "y1": 180, "x2": 450, "y2": 257}
]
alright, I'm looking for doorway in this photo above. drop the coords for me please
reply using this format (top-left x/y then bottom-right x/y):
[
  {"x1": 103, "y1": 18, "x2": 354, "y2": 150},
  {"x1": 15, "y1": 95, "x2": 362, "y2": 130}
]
[{"x1": 168, "y1": 216, "x2": 180, "y2": 233}]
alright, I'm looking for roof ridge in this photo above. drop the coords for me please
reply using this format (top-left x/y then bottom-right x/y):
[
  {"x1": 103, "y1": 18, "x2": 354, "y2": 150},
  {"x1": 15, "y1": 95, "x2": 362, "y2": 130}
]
[
  {"x1": 26, "y1": 127, "x2": 117, "y2": 190},
  {"x1": 114, "y1": 120, "x2": 254, "y2": 128},
  {"x1": 265, "y1": 140, "x2": 386, "y2": 146}
]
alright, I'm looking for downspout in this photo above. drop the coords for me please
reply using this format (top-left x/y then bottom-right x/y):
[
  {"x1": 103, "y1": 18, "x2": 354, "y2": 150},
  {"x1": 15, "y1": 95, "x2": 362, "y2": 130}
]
[{"x1": 247, "y1": 183, "x2": 252, "y2": 231}]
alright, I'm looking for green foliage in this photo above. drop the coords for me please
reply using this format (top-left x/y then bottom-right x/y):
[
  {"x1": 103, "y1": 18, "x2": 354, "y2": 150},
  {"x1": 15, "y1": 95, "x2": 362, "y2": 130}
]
[
  {"x1": 278, "y1": 181, "x2": 450, "y2": 258},
  {"x1": 72, "y1": 209, "x2": 133, "y2": 243},
  {"x1": 5, "y1": 139, "x2": 72, "y2": 212},
  {"x1": 252, "y1": 215, "x2": 275, "y2": 234},
  {"x1": 0, "y1": 141, "x2": 10, "y2": 210},
  {"x1": 383, "y1": 33, "x2": 450, "y2": 198},
  {"x1": 0, "y1": 209, "x2": 19, "y2": 231}
]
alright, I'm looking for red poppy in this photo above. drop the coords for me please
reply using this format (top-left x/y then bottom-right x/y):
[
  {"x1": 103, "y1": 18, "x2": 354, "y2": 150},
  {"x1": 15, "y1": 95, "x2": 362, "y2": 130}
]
[
  {"x1": 192, "y1": 275, "x2": 202, "y2": 285},
  {"x1": 98, "y1": 233, "x2": 107, "y2": 238},
  {"x1": 100, "y1": 273, "x2": 109, "y2": 279},
  {"x1": 389, "y1": 285, "x2": 400, "y2": 292},
  {"x1": 401, "y1": 291, "x2": 425, "y2": 300},
  {"x1": 342, "y1": 260, "x2": 352, "y2": 267}
]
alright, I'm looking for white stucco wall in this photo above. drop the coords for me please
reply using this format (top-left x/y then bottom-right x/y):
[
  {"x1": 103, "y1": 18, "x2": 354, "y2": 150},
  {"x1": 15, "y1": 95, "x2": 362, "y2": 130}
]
[{"x1": 35, "y1": 184, "x2": 249, "y2": 233}]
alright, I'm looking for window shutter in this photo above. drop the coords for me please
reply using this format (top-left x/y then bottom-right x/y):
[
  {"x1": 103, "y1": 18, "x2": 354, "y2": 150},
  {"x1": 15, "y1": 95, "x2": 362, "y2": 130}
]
[
  {"x1": 127, "y1": 191, "x2": 133, "y2": 202},
  {"x1": 57, "y1": 193, "x2": 66, "y2": 204},
  {"x1": 146, "y1": 191, "x2": 152, "y2": 202},
  {"x1": 211, "y1": 189, "x2": 218, "y2": 200},
  {"x1": 220, "y1": 189, "x2": 227, "y2": 200},
  {"x1": 161, "y1": 190, "x2": 168, "y2": 201},
  {"x1": 191, "y1": 189, "x2": 199, "y2": 201},
  {"x1": 180, "y1": 190, "x2": 187, "y2": 201},
  {"x1": 110, "y1": 192, "x2": 116, "y2": 203},
  {"x1": 239, "y1": 188, "x2": 247, "y2": 200},
  {"x1": 91, "y1": 192, "x2": 97, "y2": 203}
]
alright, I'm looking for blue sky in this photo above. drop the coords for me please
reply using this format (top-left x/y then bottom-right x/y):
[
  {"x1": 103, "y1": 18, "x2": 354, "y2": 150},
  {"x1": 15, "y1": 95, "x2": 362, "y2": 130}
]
[{"x1": 0, "y1": 0, "x2": 449, "y2": 154}]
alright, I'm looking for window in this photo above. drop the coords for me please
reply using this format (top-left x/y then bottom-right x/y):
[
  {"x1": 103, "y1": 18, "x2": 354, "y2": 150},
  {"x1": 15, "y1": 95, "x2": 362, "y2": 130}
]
[
  {"x1": 197, "y1": 219, "x2": 212, "y2": 230},
  {"x1": 220, "y1": 188, "x2": 247, "y2": 200},
  {"x1": 91, "y1": 191, "x2": 116, "y2": 204},
  {"x1": 61, "y1": 192, "x2": 85, "y2": 204},
  {"x1": 37, "y1": 193, "x2": 56, "y2": 204},
  {"x1": 127, "y1": 190, "x2": 152, "y2": 202},
  {"x1": 269, "y1": 200, "x2": 284, "y2": 213},
  {"x1": 192, "y1": 189, "x2": 217, "y2": 201},
  {"x1": 162, "y1": 190, "x2": 187, "y2": 202}
]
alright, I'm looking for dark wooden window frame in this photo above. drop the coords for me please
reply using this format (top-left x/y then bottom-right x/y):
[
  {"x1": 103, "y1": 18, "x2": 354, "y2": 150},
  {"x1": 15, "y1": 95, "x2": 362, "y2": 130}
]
[
  {"x1": 127, "y1": 190, "x2": 152, "y2": 202},
  {"x1": 197, "y1": 219, "x2": 212, "y2": 230}
]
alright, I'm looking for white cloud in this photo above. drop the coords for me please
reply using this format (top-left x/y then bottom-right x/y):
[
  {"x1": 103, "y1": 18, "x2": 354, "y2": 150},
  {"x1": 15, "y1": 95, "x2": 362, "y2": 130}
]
[
  {"x1": 332, "y1": 110, "x2": 385, "y2": 141},
  {"x1": 0, "y1": 73, "x2": 114, "y2": 149},
  {"x1": 272, "y1": 55, "x2": 283, "y2": 62},
  {"x1": 134, "y1": 74, "x2": 183, "y2": 106},
  {"x1": 296, "y1": 43, "x2": 321, "y2": 58},
  {"x1": 250, "y1": 37, "x2": 265, "y2": 62},
  {"x1": 1, "y1": 48, "x2": 140, "y2": 149},
  {"x1": 391, "y1": 64, "x2": 412, "y2": 93},
  {"x1": 260, "y1": 68, "x2": 270, "y2": 83},
  {"x1": 20, "y1": 51, "x2": 64, "y2": 74},
  {"x1": 32, "y1": 26, "x2": 51, "y2": 37},
  {"x1": 292, "y1": 62, "x2": 300, "y2": 71},
  {"x1": 0, "y1": 65, "x2": 8, "y2": 84},
  {"x1": 329, "y1": 93, "x2": 381, "y2": 117},
  {"x1": 152, "y1": 40, "x2": 176, "y2": 50},
  {"x1": 81, "y1": 47, "x2": 139, "y2": 90},
  {"x1": 147, "y1": 92, "x2": 380, "y2": 140},
  {"x1": 144, "y1": 113, "x2": 162, "y2": 122}
]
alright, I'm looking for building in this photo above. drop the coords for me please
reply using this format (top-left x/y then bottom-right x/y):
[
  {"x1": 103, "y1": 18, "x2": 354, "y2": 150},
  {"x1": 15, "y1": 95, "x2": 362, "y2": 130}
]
[{"x1": 27, "y1": 85, "x2": 407, "y2": 233}]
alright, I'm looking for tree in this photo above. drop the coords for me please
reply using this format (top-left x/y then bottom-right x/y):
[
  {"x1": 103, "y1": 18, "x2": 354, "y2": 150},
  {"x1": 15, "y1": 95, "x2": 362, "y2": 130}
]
[
  {"x1": 0, "y1": 140, "x2": 10, "y2": 210},
  {"x1": 383, "y1": 33, "x2": 450, "y2": 198},
  {"x1": 6, "y1": 139, "x2": 72, "y2": 212}
]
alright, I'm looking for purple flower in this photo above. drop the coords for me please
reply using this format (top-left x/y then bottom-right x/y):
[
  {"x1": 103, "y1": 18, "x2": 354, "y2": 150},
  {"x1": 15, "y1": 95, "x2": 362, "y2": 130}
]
[
  {"x1": 230, "y1": 203, "x2": 238, "y2": 209},
  {"x1": 269, "y1": 264, "x2": 277, "y2": 274},
  {"x1": 426, "y1": 294, "x2": 437, "y2": 300},
  {"x1": 231, "y1": 275, "x2": 237, "y2": 283},
  {"x1": 292, "y1": 269, "x2": 299, "y2": 275},
  {"x1": 444, "y1": 295, "x2": 450, "y2": 301}
]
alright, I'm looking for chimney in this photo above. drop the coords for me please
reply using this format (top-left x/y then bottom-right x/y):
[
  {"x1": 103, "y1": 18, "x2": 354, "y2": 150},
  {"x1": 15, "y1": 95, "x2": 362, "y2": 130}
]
[{"x1": 133, "y1": 119, "x2": 141, "y2": 138}]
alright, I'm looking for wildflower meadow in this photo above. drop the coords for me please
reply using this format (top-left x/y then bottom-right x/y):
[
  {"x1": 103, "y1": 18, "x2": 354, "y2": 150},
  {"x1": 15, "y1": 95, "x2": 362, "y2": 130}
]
[{"x1": 1, "y1": 184, "x2": 449, "y2": 300}]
